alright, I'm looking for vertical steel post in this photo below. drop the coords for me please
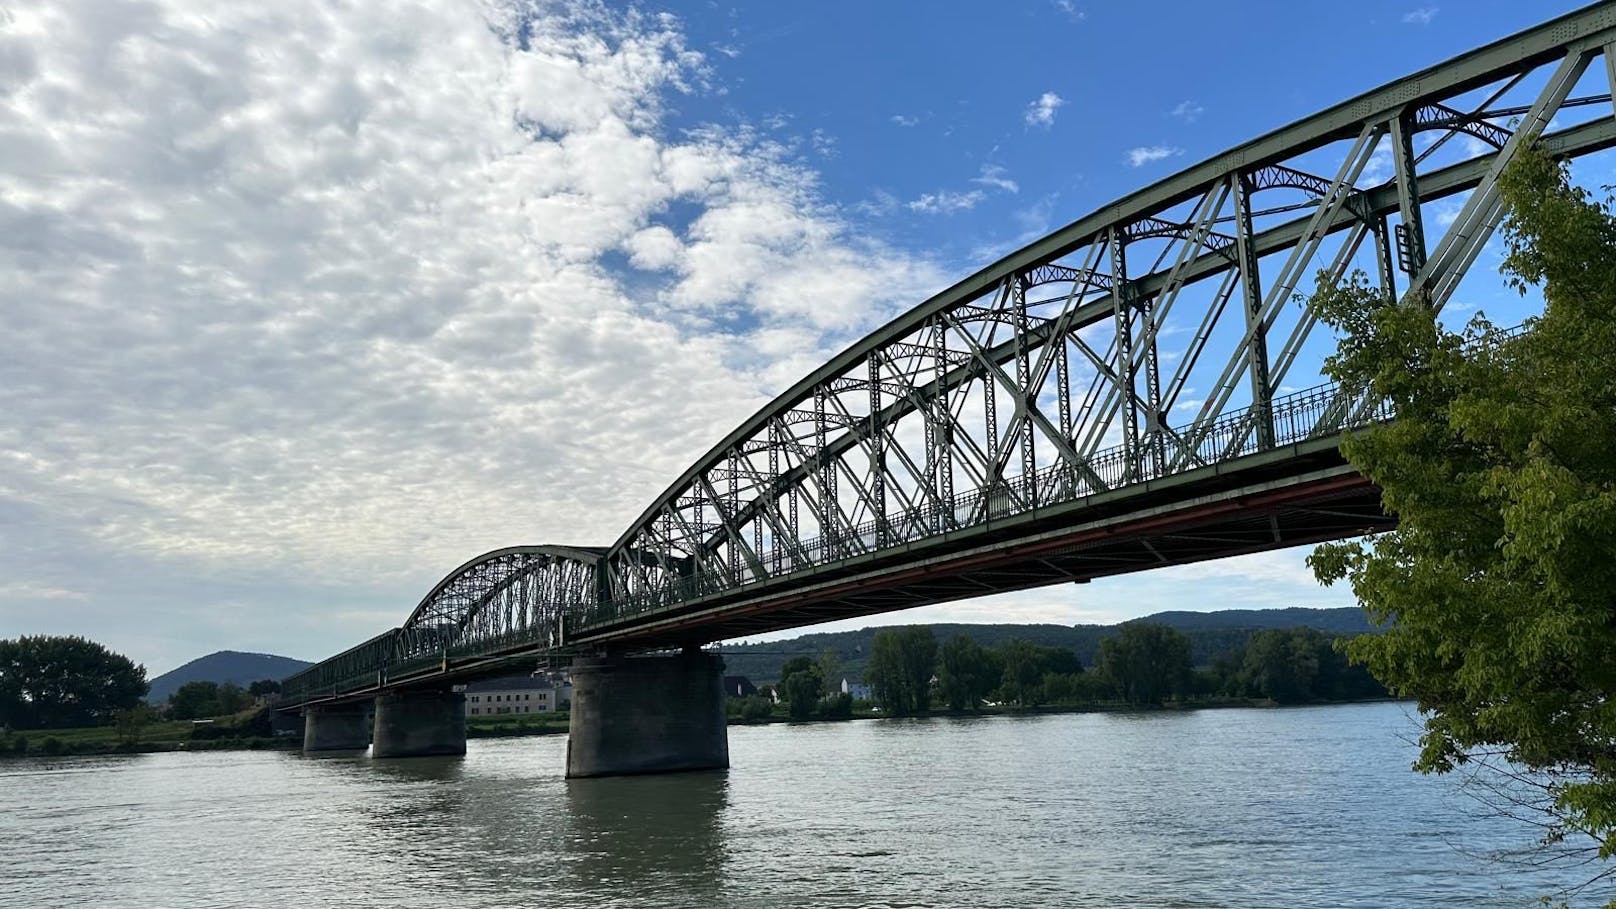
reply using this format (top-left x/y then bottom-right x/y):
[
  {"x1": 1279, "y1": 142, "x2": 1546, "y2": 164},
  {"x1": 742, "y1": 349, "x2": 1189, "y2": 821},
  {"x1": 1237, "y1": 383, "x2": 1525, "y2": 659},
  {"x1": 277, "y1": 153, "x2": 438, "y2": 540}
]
[
  {"x1": 868, "y1": 355, "x2": 886, "y2": 547},
  {"x1": 815, "y1": 386, "x2": 836, "y2": 555},
  {"x1": 932, "y1": 320, "x2": 954, "y2": 527},
  {"x1": 1389, "y1": 113, "x2": 1428, "y2": 277},
  {"x1": 1011, "y1": 277, "x2": 1036, "y2": 501},
  {"x1": 1108, "y1": 228, "x2": 1140, "y2": 479},
  {"x1": 1232, "y1": 172, "x2": 1276, "y2": 451}
]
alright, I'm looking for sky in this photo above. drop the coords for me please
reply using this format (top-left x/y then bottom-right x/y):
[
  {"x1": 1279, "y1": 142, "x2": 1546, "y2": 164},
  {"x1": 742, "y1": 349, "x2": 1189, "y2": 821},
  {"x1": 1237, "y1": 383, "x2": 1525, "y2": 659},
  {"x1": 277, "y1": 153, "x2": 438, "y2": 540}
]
[{"x1": 0, "y1": 0, "x2": 1600, "y2": 675}]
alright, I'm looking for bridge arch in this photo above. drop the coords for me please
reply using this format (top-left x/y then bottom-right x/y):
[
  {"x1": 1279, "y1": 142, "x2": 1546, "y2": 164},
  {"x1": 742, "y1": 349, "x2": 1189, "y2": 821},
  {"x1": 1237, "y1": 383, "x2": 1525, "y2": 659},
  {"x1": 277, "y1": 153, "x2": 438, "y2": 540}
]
[{"x1": 395, "y1": 545, "x2": 603, "y2": 662}]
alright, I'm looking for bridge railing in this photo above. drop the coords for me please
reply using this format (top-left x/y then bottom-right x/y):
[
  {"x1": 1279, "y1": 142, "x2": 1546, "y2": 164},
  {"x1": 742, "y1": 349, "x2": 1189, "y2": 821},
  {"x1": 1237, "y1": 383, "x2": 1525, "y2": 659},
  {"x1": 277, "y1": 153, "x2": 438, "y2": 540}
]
[
  {"x1": 587, "y1": 375, "x2": 1396, "y2": 626},
  {"x1": 281, "y1": 628, "x2": 398, "y2": 704}
]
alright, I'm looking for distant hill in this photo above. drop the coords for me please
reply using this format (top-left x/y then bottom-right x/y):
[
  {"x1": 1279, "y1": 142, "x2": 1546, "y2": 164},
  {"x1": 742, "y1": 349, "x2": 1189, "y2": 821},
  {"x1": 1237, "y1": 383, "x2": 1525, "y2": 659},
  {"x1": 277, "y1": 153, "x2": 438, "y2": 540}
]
[
  {"x1": 1138, "y1": 607, "x2": 1373, "y2": 634},
  {"x1": 147, "y1": 651, "x2": 313, "y2": 703},
  {"x1": 717, "y1": 607, "x2": 1375, "y2": 685}
]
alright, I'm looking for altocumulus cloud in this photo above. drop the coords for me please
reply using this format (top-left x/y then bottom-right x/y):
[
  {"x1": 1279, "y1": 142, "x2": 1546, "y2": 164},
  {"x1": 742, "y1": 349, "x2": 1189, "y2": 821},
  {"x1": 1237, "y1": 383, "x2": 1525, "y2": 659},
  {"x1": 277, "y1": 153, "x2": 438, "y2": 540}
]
[{"x1": 0, "y1": 0, "x2": 946, "y2": 669}]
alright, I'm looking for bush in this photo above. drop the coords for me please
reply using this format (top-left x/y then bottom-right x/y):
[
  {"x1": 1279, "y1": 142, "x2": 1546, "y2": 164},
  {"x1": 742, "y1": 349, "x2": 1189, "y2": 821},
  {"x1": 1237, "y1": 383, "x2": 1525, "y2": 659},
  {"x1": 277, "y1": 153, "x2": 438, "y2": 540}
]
[
  {"x1": 40, "y1": 737, "x2": 62, "y2": 755},
  {"x1": 736, "y1": 696, "x2": 774, "y2": 723},
  {"x1": 819, "y1": 693, "x2": 853, "y2": 719}
]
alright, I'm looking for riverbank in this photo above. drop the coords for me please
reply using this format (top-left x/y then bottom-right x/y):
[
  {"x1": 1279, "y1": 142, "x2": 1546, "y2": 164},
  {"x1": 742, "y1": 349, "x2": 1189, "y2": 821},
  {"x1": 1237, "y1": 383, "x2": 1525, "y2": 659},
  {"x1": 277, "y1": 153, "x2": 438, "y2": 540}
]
[{"x1": 0, "y1": 696, "x2": 1404, "y2": 756}]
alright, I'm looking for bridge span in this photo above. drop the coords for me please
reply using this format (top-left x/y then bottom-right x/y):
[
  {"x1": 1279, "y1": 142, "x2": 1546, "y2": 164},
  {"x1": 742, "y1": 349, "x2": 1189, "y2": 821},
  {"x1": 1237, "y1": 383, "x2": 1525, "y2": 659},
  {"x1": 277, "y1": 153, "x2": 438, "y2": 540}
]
[{"x1": 281, "y1": 4, "x2": 1616, "y2": 775}]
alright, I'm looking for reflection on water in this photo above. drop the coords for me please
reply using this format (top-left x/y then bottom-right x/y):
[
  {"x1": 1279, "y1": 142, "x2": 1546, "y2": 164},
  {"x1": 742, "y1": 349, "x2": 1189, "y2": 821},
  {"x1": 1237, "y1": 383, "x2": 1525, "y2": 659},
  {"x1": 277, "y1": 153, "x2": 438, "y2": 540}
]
[
  {"x1": 565, "y1": 771, "x2": 729, "y2": 904},
  {"x1": 1, "y1": 703, "x2": 1609, "y2": 909}
]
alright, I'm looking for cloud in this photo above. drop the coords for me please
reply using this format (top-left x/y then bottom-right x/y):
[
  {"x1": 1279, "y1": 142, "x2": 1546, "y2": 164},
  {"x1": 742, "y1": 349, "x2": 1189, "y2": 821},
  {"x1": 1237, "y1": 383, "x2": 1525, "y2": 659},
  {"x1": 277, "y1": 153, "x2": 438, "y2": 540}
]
[
  {"x1": 1024, "y1": 91, "x2": 1065, "y2": 128},
  {"x1": 1126, "y1": 144, "x2": 1184, "y2": 167},
  {"x1": 908, "y1": 190, "x2": 986, "y2": 214},
  {"x1": 890, "y1": 114, "x2": 920, "y2": 127},
  {"x1": 0, "y1": 0, "x2": 949, "y2": 670},
  {"x1": 1051, "y1": 0, "x2": 1086, "y2": 22},
  {"x1": 907, "y1": 163, "x2": 1019, "y2": 216},
  {"x1": 1168, "y1": 100, "x2": 1204, "y2": 123},
  {"x1": 1402, "y1": 7, "x2": 1438, "y2": 25},
  {"x1": 970, "y1": 163, "x2": 1019, "y2": 194}
]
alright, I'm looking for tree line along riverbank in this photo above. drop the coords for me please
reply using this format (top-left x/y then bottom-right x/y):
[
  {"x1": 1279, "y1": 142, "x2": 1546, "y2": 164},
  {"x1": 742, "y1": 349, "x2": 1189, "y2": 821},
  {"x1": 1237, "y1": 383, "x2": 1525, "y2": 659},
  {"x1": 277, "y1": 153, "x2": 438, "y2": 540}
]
[{"x1": 1, "y1": 619, "x2": 1383, "y2": 757}]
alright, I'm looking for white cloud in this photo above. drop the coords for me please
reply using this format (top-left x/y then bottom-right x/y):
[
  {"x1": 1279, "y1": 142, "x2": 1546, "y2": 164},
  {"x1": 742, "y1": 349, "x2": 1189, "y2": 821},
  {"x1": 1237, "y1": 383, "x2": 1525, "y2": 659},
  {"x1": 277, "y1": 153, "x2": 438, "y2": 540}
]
[
  {"x1": 1024, "y1": 91, "x2": 1065, "y2": 128},
  {"x1": 1168, "y1": 100, "x2": 1204, "y2": 123},
  {"x1": 970, "y1": 163, "x2": 1019, "y2": 194},
  {"x1": 1402, "y1": 7, "x2": 1438, "y2": 25},
  {"x1": 810, "y1": 127, "x2": 836, "y2": 157},
  {"x1": 1127, "y1": 144, "x2": 1184, "y2": 167},
  {"x1": 890, "y1": 114, "x2": 920, "y2": 127},
  {"x1": 1052, "y1": 0, "x2": 1086, "y2": 22},
  {"x1": 908, "y1": 189, "x2": 986, "y2": 214},
  {"x1": 0, "y1": 0, "x2": 949, "y2": 670}
]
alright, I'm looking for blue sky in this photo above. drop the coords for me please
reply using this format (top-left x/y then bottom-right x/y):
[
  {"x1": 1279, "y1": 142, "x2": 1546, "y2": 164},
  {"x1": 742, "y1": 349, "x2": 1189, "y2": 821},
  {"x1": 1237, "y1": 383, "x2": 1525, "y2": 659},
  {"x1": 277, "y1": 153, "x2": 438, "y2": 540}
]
[{"x1": 0, "y1": 0, "x2": 1598, "y2": 674}]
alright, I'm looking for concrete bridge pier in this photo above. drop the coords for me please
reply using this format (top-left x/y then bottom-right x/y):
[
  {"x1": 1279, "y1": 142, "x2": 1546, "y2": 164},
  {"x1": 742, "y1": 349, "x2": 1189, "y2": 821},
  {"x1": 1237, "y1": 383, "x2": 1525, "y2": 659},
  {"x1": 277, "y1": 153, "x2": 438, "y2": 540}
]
[
  {"x1": 372, "y1": 690, "x2": 467, "y2": 758},
  {"x1": 303, "y1": 702, "x2": 372, "y2": 753},
  {"x1": 566, "y1": 650, "x2": 728, "y2": 778}
]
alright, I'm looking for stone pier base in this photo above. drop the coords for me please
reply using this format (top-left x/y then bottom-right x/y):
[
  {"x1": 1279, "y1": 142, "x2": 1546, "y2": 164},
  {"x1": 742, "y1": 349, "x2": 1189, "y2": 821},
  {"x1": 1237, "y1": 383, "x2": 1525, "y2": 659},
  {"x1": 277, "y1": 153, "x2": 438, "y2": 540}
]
[
  {"x1": 566, "y1": 651, "x2": 728, "y2": 778},
  {"x1": 372, "y1": 690, "x2": 467, "y2": 758},
  {"x1": 303, "y1": 703, "x2": 372, "y2": 753}
]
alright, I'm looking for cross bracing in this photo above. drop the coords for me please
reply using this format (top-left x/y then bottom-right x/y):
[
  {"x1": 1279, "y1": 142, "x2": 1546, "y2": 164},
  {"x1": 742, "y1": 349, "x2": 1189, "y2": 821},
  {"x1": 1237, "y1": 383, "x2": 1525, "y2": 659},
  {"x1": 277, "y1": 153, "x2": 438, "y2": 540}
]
[{"x1": 282, "y1": 4, "x2": 1616, "y2": 708}]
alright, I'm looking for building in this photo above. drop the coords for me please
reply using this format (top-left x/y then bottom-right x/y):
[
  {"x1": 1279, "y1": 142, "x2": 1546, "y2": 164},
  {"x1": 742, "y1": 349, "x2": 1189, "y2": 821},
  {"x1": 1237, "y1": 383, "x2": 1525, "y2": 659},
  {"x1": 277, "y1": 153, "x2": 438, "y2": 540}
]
[
  {"x1": 464, "y1": 674, "x2": 572, "y2": 717},
  {"x1": 723, "y1": 675, "x2": 757, "y2": 698},
  {"x1": 840, "y1": 678, "x2": 873, "y2": 701}
]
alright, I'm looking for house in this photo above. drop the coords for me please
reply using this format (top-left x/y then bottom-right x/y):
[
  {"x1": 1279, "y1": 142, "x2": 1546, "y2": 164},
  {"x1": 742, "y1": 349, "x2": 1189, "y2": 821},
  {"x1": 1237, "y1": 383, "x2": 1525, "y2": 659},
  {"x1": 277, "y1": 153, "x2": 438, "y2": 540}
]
[
  {"x1": 464, "y1": 673, "x2": 572, "y2": 716},
  {"x1": 723, "y1": 675, "x2": 757, "y2": 698},
  {"x1": 840, "y1": 678, "x2": 873, "y2": 700}
]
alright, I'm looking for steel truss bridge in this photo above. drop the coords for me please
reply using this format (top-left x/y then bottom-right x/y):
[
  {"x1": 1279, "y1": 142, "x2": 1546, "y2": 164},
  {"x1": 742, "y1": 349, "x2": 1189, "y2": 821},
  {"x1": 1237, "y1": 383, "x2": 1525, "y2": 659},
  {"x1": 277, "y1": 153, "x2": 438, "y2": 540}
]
[{"x1": 283, "y1": 4, "x2": 1616, "y2": 707}]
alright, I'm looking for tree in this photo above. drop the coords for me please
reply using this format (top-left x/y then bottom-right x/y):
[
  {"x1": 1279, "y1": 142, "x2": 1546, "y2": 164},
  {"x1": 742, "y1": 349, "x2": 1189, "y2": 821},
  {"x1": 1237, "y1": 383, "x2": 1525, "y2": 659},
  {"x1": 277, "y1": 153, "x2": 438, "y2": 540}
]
[
  {"x1": 1240, "y1": 628, "x2": 1323, "y2": 704},
  {"x1": 1308, "y1": 140, "x2": 1616, "y2": 861},
  {"x1": 996, "y1": 639, "x2": 1082, "y2": 707},
  {"x1": 816, "y1": 649, "x2": 841, "y2": 692},
  {"x1": 114, "y1": 703, "x2": 159, "y2": 744},
  {"x1": 0, "y1": 635, "x2": 148, "y2": 729},
  {"x1": 1097, "y1": 623, "x2": 1191, "y2": 708},
  {"x1": 778, "y1": 657, "x2": 824, "y2": 720},
  {"x1": 215, "y1": 682, "x2": 252, "y2": 715},
  {"x1": 937, "y1": 634, "x2": 1000, "y2": 711},
  {"x1": 248, "y1": 679, "x2": 281, "y2": 697},
  {"x1": 867, "y1": 626, "x2": 936, "y2": 715},
  {"x1": 167, "y1": 681, "x2": 221, "y2": 720}
]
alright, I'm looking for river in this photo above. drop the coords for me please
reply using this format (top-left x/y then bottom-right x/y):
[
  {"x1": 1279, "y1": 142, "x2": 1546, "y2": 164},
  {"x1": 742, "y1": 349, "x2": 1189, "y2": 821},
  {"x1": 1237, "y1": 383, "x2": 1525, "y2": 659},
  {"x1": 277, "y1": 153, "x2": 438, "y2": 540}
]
[{"x1": 1, "y1": 701, "x2": 1605, "y2": 908}]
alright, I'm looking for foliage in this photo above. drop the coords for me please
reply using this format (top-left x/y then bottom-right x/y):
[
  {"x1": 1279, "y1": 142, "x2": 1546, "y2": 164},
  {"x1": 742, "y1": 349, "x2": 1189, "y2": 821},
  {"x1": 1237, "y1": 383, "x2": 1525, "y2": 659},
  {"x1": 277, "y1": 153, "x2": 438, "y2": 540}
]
[
  {"x1": 819, "y1": 692, "x2": 854, "y2": 720},
  {"x1": 113, "y1": 703, "x2": 160, "y2": 744},
  {"x1": 1097, "y1": 623, "x2": 1191, "y2": 707},
  {"x1": 937, "y1": 635, "x2": 1001, "y2": 711},
  {"x1": 1221, "y1": 630, "x2": 1385, "y2": 704},
  {"x1": 996, "y1": 639, "x2": 1082, "y2": 706},
  {"x1": 248, "y1": 679, "x2": 281, "y2": 697},
  {"x1": 716, "y1": 611, "x2": 1372, "y2": 684},
  {"x1": 166, "y1": 681, "x2": 252, "y2": 720},
  {"x1": 0, "y1": 636, "x2": 148, "y2": 729},
  {"x1": 867, "y1": 626, "x2": 936, "y2": 715},
  {"x1": 1308, "y1": 140, "x2": 1616, "y2": 861},
  {"x1": 778, "y1": 657, "x2": 825, "y2": 720},
  {"x1": 816, "y1": 650, "x2": 841, "y2": 689},
  {"x1": 727, "y1": 695, "x2": 774, "y2": 723}
]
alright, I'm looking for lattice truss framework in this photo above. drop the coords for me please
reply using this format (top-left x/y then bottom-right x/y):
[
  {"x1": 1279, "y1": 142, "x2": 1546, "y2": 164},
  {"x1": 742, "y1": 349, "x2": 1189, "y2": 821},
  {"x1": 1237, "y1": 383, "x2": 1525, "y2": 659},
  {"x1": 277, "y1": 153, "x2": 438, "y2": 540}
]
[
  {"x1": 394, "y1": 546, "x2": 600, "y2": 661},
  {"x1": 590, "y1": 8, "x2": 1616, "y2": 622}
]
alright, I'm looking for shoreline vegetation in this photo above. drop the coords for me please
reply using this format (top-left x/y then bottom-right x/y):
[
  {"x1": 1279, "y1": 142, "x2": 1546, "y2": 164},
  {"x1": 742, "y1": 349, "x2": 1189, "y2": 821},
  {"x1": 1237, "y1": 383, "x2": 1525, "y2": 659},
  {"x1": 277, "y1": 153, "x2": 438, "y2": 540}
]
[
  {"x1": 0, "y1": 694, "x2": 1405, "y2": 759},
  {"x1": 2, "y1": 622, "x2": 1394, "y2": 758}
]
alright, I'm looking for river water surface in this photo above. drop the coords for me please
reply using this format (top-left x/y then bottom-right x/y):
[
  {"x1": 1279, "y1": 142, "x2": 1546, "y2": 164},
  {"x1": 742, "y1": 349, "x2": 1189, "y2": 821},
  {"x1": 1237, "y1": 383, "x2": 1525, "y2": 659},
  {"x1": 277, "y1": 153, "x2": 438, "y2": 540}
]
[{"x1": 1, "y1": 702, "x2": 1606, "y2": 908}]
